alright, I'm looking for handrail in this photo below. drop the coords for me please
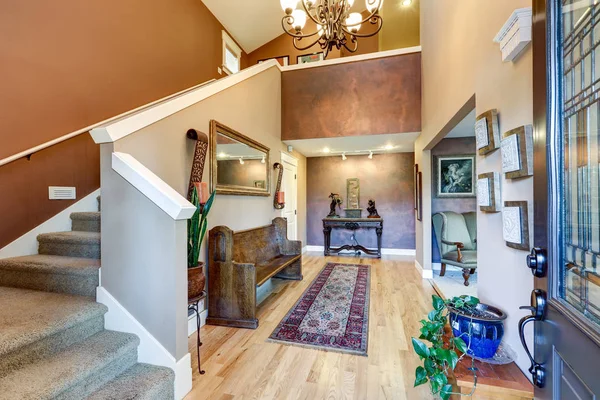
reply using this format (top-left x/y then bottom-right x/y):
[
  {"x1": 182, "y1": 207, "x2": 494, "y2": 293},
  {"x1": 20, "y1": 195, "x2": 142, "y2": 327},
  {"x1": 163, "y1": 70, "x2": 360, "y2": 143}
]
[
  {"x1": 0, "y1": 79, "x2": 216, "y2": 167},
  {"x1": 111, "y1": 152, "x2": 196, "y2": 220}
]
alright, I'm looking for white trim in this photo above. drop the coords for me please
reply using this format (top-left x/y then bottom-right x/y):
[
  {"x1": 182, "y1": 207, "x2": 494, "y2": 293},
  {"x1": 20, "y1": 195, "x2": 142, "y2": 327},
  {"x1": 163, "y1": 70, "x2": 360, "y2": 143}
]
[
  {"x1": 111, "y1": 152, "x2": 195, "y2": 220},
  {"x1": 187, "y1": 306, "x2": 207, "y2": 336},
  {"x1": 96, "y1": 287, "x2": 192, "y2": 400},
  {"x1": 222, "y1": 30, "x2": 242, "y2": 75},
  {"x1": 414, "y1": 259, "x2": 434, "y2": 279},
  {"x1": 281, "y1": 46, "x2": 422, "y2": 71},
  {"x1": 280, "y1": 151, "x2": 298, "y2": 167},
  {"x1": 90, "y1": 61, "x2": 281, "y2": 144},
  {"x1": 302, "y1": 246, "x2": 308, "y2": 254},
  {"x1": 0, "y1": 189, "x2": 100, "y2": 258},
  {"x1": 0, "y1": 80, "x2": 215, "y2": 167},
  {"x1": 493, "y1": 7, "x2": 532, "y2": 62},
  {"x1": 303, "y1": 245, "x2": 415, "y2": 256}
]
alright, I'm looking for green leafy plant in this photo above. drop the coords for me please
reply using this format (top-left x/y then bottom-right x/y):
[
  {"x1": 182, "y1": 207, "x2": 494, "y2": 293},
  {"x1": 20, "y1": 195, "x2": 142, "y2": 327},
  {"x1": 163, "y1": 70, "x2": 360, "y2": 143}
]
[
  {"x1": 187, "y1": 186, "x2": 216, "y2": 268},
  {"x1": 412, "y1": 295, "x2": 480, "y2": 399}
]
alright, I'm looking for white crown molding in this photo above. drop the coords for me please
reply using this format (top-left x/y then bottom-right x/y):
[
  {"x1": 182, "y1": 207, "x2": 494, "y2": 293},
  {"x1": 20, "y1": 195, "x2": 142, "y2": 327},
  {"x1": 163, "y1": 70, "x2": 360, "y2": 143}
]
[
  {"x1": 493, "y1": 7, "x2": 532, "y2": 63},
  {"x1": 111, "y1": 152, "x2": 195, "y2": 220}
]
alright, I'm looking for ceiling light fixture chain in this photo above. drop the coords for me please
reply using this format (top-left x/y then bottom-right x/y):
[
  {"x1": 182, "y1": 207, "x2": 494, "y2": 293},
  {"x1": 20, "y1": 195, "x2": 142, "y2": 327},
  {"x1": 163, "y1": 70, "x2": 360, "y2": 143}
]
[{"x1": 280, "y1": 0, "x2": 383, "y2": 58}]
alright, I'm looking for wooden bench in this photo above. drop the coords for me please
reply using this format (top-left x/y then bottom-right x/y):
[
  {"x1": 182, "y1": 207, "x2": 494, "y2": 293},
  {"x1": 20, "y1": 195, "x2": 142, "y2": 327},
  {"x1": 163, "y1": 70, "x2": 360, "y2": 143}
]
[{"x1": 206, "y1": 217, "x2": 302, "y2": 329}]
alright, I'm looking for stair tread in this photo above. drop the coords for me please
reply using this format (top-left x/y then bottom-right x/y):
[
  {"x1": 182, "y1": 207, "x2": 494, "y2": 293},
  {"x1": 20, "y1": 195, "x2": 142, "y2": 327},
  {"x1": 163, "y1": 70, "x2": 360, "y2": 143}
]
[
  {"x1": 38, "y1": 231, "x2": 100, "y2": 244},
  {"x1": 0, "y1": 255, "x2": 100, "y2": 276},
  {"x1": 0, "y1": 287, "x2": 107, "y2": 357},
  {"x1": 70, "y1": 212, "x2": 101, "y2": 221},
  {"x1": 0, "y1": 330, "x2": 139, "y2": 400},
  {"x1": 87, "y1": 363, "x2": 174, "y2": 400}
]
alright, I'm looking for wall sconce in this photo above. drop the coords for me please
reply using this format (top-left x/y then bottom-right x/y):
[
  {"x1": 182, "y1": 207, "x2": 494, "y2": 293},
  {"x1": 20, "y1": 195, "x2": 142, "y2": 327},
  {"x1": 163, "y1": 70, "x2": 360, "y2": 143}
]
[{"x1": 273, "y1": 163, "x2": 285, "y2": 209}]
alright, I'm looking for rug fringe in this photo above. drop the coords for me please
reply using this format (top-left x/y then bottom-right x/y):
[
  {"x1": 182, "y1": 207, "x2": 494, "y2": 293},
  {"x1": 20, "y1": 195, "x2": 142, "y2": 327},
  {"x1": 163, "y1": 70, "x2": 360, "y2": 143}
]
[{"x1": 265, "y1": 337, "x2": 368, "y2": 357}]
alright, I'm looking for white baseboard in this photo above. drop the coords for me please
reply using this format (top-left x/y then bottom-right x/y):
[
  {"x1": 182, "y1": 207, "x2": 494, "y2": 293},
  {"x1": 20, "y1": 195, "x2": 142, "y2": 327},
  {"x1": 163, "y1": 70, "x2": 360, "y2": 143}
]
[
  {"x1": 97, "y1": 287, "x2": 192, "y2": 400},
  {"x1": 0, "y1": 189, "x2": 101, "y2": 259},
  {"x1": 414, "y1": 260, "x2": 434, "y2": 279},
  {"x1": 188, "y1": 308, "x2": 207, "y2": 336},
  {"x1": 303, "y1": 245, "x2": 415, "y2": 256},
  {"x1": 302, "y1": 246, "x2": 307, "y2": 254},
  {"x1": 432, "y1": 263, "x2": 462, "y2": 272}
]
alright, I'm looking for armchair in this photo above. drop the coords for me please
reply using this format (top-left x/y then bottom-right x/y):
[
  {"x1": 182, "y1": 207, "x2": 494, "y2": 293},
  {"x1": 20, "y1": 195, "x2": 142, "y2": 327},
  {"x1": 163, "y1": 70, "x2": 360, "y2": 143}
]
[{"x1": 432, "y1": 211, "x2": 477, "y2": 286}]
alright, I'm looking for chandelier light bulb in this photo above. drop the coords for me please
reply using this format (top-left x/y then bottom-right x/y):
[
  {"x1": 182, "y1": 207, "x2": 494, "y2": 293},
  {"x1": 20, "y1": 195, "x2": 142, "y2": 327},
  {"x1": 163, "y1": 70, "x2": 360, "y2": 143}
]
[
  {"x1": 342, "y1": 153, "x2": 347, "y2": 160},
  {"x1": 291, "y1": 9, "x2": 307, "y2": 31},
  {"x1": 346, "y1": 12, "x2": 362, "y2": 33},
  {"x1": 323, "y1": 147, "x2": 330, "y2": 153},
  {"x1": 401, "y1": 0, "x2": 411, "y2": 6},
  {"x1": 280, "y1": 0, "x2": 299, "y2": 14},
  {"x1": 385, "y1": 144, "x2": 393, "y2": 150},
  {"x1": 366, "y1": 0, "x2": 383, "y2": 13},
  {"x1": 368, "y1": 151, "x2": 373, "y2": 159},
  {"x1": 239, "y1": 157, "x2": 244, "y2": 165},
  {"x1": 347, "y1": 0, "x2": 355, "y2": 7}
]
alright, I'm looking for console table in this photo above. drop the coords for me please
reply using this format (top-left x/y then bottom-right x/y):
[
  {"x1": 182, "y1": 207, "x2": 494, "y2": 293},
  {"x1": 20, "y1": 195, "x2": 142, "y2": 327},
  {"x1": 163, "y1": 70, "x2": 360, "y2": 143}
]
[{"x1": 322, "y1": 217, "x2": 383, "y2": 258}]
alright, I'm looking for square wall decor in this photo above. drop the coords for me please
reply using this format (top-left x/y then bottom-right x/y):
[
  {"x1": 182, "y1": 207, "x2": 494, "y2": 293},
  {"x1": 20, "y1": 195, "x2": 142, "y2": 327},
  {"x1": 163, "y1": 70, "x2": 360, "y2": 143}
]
[
  {"x1": 477, "y1": 172, "x2": 501, "y2": 212},
  {"x1": 475, "y1": 109, "x2": 500, "y2": 155},
  {"x1": 501, "y1": 125, "x2": 534, "y2": 179},
  {"x1": 502, "y1": 201, "x2": 530, "y2": 250}
]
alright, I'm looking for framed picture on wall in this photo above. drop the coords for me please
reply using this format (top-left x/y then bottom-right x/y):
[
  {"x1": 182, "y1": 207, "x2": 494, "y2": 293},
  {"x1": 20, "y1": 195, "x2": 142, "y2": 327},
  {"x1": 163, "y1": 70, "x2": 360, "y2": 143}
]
[
  {"x1": 257, "y1": 55, "x2": 289, "y2": 67},
  {"x1": 414, "y1": 164, "x2": 419, "y2": 210},
  {"x1": 434, "y1": 155, "x2": 476, "y2": 198},
  {"x1": 416, "y1": 171, "x2": 423, "y2": 221},
  {"x1": 297, "y1": 52, "x2": 324, "y2": 64}
]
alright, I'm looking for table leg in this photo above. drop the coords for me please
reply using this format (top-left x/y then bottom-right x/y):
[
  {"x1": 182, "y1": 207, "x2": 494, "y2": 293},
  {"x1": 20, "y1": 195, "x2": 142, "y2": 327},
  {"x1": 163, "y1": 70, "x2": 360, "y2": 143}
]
[
  {"x1": 323, "y1": 227, "x2": 332, "y2": 256},
  {"x1": 376, "y1": 227, "x2": 383, "y2": 258}
]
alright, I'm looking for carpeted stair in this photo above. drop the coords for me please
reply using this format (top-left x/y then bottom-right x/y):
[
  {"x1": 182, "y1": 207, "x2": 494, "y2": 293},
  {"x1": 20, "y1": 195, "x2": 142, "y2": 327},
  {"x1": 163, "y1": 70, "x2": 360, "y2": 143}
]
[{"x1": 0, "y1": 197, "x2": 175, "y2": 399}]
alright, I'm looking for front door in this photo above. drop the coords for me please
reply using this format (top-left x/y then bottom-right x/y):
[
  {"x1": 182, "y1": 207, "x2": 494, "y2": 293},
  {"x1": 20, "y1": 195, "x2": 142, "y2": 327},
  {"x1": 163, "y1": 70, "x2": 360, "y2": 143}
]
[{"x1": 529, "y1": 0, "x2": 600, "y2": 397}]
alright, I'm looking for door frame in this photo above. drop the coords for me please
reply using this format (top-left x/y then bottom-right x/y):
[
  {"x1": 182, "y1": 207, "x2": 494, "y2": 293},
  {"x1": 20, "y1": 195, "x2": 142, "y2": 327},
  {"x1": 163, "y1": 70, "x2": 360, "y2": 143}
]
[{"x1": 280, "y1": 151, "x2": 298, "y2": 240}]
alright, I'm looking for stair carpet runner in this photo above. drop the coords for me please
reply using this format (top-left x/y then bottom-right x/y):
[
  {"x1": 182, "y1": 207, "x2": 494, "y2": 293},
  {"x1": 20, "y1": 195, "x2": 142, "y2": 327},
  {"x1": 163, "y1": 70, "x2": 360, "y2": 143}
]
[{"x1": 0, "y1": 197, "x2": 175, "y2": 399}]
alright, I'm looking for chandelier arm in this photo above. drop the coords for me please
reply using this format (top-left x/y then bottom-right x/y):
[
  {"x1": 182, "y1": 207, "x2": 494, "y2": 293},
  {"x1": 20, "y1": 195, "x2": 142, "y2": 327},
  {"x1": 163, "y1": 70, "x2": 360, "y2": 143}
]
[
  {"x1": 342, "y1": 39, "x2": 358, "y2": 53},
  {"x1": 292, "y1": 36, "x2": 322, "y2": 51},
  {"x1": 281, "y1": 17, "x2": 323, "y2": 39},
  {"x1": 341, "y1": 9, "x2": 382, "y2": 28},
  {"x1": 340, "y1": 17, "x2": 383, "y2": 38},
  {"x1": 300, "y1": 0, "x2": 325, "y2": 27}
]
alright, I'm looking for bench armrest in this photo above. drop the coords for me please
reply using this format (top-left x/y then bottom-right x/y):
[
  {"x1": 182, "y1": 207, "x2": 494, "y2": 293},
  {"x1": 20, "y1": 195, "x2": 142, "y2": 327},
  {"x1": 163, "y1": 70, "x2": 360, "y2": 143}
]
[{"x1": 281, "y1": 239, "x2": 302, "y2": 256}]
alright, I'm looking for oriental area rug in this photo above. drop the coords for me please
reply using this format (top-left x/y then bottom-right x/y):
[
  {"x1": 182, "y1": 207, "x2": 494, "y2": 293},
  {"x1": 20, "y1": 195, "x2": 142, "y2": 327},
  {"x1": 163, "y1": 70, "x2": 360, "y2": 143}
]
[{"x1": 268, "y1": 263, "x2": 370, "y2": 356}]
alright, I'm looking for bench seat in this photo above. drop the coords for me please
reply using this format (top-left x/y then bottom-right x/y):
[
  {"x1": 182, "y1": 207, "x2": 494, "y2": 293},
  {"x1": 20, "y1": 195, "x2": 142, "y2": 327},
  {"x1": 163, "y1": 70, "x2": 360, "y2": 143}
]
[{"x1": 256, "y1": 254, "x2": 302, "y2": 286}]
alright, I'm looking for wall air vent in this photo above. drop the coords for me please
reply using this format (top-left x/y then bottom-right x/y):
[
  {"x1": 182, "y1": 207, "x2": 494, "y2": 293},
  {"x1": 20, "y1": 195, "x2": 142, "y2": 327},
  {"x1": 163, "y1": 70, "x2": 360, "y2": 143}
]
[{"x1": 48, "y1": 186, "x2": 76, "y2": 200}]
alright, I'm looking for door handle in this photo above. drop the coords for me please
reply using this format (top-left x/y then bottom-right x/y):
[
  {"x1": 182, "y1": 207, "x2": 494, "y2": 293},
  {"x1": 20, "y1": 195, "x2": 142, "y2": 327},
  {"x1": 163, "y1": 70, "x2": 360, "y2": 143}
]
[
  {"x1": 526, "y1": 247, "x2": 547, "y2": 277},
  {"x1": 519, "y1": 289, "x2": 547, "y2": 388}
]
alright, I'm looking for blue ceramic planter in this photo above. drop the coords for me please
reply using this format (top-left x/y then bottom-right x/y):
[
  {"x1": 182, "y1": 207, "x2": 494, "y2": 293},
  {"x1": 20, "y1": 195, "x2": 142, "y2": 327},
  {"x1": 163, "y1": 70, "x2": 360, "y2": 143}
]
[{"x1": 449, "y1": 303, "x2": 506, "y2": 359}]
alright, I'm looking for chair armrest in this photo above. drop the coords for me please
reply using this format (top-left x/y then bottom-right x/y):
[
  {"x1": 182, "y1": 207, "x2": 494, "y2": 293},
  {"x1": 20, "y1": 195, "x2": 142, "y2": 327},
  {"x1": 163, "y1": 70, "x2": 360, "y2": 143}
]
[
  {"x1": 281, "y1": 240, "x2": 302, "y2": 256},
  {"x1": 441, "y1": 240, "x2": 464, "y2": 262}
]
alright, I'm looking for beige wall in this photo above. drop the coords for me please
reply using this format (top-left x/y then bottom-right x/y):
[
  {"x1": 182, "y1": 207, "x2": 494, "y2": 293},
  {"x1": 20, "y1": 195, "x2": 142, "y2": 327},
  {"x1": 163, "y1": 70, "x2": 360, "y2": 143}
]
[
  {"x1": 116, "y1": 66, "x2": 307, "y2": 255},
  {"x1": 418, "y1": 0, "x2": 533, "y2": 374},
  {"x1": 379, "y1": 0, "x2": 420, "y2": 50}
]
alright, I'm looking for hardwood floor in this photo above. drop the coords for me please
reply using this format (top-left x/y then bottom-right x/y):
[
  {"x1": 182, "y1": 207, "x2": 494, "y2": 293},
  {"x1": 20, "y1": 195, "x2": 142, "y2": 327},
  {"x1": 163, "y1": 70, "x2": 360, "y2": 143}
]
[{"x1": 186, "y1": 254, "x2": 436, "y2": 400}]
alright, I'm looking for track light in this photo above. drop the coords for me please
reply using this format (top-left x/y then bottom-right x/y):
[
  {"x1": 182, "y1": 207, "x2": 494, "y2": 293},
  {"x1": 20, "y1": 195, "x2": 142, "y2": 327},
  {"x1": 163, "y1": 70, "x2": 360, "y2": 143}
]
[
  {"x1": 261, "y1": 156, "x2": 265, "y2": 164},
  {"x1": 342, "y1": 153, "x2": 347, "y2": 160},
  {"x1": 239, "y1": 157, "x2": 244, "y2": 165},
  {"x1": 368, "y1": 151, "x2": 373, "y2": 159}
]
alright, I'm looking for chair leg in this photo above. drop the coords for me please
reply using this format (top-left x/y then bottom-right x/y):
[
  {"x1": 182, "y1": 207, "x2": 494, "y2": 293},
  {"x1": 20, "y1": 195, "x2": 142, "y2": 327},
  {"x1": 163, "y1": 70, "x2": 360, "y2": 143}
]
[
  {"x1": 440, "y1": 263, "x2": 447, "y2": 277},
  {"x1": 462, "y1": 268, "x2": 471, "y2": 286},
  {"x1": 470, "y1": 268, "x2": 476, "y2": 275}
]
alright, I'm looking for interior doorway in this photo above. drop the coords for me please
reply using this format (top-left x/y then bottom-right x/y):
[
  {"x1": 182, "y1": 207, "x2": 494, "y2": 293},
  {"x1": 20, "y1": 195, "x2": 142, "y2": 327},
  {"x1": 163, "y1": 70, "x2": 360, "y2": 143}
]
[
  {"x1": 430, "y1": 108, "x2": 478, "y2": 299},
  {"x1": 280, "y1": 152, "x2": 298, "y2": 240}
]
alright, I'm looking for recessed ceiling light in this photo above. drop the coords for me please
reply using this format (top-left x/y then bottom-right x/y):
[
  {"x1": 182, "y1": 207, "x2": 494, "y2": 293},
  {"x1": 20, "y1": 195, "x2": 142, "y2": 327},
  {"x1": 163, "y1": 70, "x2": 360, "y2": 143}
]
[
  {"x1": 323, "y1": 147, "x2": 330, "y2": 153},
  {"x1": 385, "y1": 144, "x2": 394, "y2": 150},
  {"x1": 218, "y1": 152, "x2": 227, "y2": 158},
  {"x1": 401, "y1": 0, "x2": 412, "y2": 6}
]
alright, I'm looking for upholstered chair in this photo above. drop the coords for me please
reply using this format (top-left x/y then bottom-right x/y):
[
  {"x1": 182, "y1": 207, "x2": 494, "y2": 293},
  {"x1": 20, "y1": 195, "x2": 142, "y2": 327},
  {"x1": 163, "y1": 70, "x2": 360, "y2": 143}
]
[{"x1": 432, "y1": 211, "x2": 477, "y2": 286}]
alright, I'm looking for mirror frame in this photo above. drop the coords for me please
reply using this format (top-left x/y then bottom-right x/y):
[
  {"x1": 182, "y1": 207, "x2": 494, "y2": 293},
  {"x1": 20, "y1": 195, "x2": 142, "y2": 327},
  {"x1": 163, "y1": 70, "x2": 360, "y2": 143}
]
[{"x1": 210, "y1": 119, "x2": 271, "y2": 197}]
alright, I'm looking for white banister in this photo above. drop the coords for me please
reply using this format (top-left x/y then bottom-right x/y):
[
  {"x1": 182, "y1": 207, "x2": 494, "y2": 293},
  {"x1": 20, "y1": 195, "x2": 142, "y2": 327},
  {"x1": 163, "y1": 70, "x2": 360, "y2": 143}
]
[
  {"x1": 111, "y1": 152, "x2": 195, "y2": 220},
  {"x1": 0, "y1": 79, "x2": 216, "y2": 167}
]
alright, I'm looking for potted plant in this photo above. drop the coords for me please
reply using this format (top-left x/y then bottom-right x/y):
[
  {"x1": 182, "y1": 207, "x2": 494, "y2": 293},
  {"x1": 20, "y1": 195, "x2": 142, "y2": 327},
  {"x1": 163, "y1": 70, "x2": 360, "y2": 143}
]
[
  {"x1": 412, "y1": 295, "x2": 506, "y2": 399},
  {"x1": 187, "y1": 183, "x2": 216, "y2": 300}
]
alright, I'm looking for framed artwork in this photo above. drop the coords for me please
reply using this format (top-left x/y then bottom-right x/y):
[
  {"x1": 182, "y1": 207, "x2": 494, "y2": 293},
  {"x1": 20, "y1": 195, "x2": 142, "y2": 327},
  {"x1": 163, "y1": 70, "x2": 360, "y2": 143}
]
[
  {"x1": 502, "y1": 201, "x2": 530, "y2": 250},
  {"x1": 253, "y1": 180, "x2": 266, "y2": 189},
  {"x1": 297, "y1": 52, "x2": 324, "y2": 64},
  {"x1": 475, "y1": 109, "x2": 500, "y2": 155},
  {"x1": 414, "y1": 164, "x2": 419, "y2": 210},
  {"x1": 416, "y1": 171, "x2": 423, "y2": 221},
  {"x1": 257, "y1": 55, "x2": 289, "y2": 67},
  {"x1": 434, "y1": 155, "x2": 476, "y2": 198},
  {"x1": 501, "y1": 125, "x2": 534, "y2": 179},
  {"x1": 477, "y1": 172, "x2": 501, "y2": 212}
]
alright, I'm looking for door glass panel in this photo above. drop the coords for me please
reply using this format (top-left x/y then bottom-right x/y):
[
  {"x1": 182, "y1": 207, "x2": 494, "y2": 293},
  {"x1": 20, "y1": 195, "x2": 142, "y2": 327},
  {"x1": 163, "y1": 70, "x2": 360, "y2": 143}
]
[{"x1": 561, "y1": 1, "x2": 600, "y2": 326}]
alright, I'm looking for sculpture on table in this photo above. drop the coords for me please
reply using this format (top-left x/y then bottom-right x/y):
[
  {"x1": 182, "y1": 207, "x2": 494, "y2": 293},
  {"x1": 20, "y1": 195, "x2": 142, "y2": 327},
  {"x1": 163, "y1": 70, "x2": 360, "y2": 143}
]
[
  {"x1": 327, "y1": 193, "x2": 343, "y2": 218},
  {"x1": 367, "y1": 199, "x2": 380, "y2": 218},
  {"x1": 344, "y1": 178, "x2": 362, "y2": 218}
]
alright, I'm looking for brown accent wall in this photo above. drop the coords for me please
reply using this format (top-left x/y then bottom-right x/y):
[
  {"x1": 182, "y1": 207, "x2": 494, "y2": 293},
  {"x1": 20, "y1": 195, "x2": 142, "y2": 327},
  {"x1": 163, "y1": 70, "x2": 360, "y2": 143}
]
[
  {"x1": 0, "y1": 0, "x2": 244, "y2": 248},
  {"x1": 431, "y1": 137, "x2": 477, "y2": 214},
  {"x1": 306, "y1": 153, "x2": 415, "y2": 249},
  {"x1": 0, "y1": 135, "x2": 100, "y2": 248},
  {"x1": 282, "y1": 53, "x2": 421, "y2": 141}
]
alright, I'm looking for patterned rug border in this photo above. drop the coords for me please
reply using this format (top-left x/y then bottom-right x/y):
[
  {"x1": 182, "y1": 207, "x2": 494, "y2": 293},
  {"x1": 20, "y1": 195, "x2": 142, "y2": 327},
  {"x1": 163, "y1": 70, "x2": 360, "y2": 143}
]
[{"x1": 267, "y1": 262, "x2": 371, "y2": 357}]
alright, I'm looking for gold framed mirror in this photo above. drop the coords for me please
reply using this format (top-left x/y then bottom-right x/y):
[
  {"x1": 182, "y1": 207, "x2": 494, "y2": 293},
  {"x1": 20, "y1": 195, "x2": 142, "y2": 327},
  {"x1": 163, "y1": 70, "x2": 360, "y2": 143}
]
[{"x1": 210, "y1": 120, "x2": 270, "y2": 196}]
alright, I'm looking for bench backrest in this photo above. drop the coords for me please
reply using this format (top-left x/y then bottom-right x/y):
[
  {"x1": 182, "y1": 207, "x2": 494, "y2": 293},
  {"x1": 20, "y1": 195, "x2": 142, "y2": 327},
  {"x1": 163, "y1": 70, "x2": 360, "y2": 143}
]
[{"x1": 232, "y1": 224, "x2": 281, "y2": 264}]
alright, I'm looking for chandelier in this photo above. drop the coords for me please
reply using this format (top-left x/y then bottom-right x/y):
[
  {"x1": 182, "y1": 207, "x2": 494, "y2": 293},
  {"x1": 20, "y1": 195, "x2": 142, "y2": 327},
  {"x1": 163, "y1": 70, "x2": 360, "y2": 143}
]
[{"x1": 280, "y1": 0, "x2": 383, "y2": 58}]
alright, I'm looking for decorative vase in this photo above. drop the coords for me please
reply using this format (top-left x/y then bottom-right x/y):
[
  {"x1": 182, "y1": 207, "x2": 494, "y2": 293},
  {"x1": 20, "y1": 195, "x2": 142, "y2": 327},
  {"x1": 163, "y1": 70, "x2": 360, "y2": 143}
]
[
  {"x1": 188, "y1": 262, "x2": 206, "y2": 300},
  {"x1": 448, "y1": 303, "x2": 506, "y2": 359}
]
